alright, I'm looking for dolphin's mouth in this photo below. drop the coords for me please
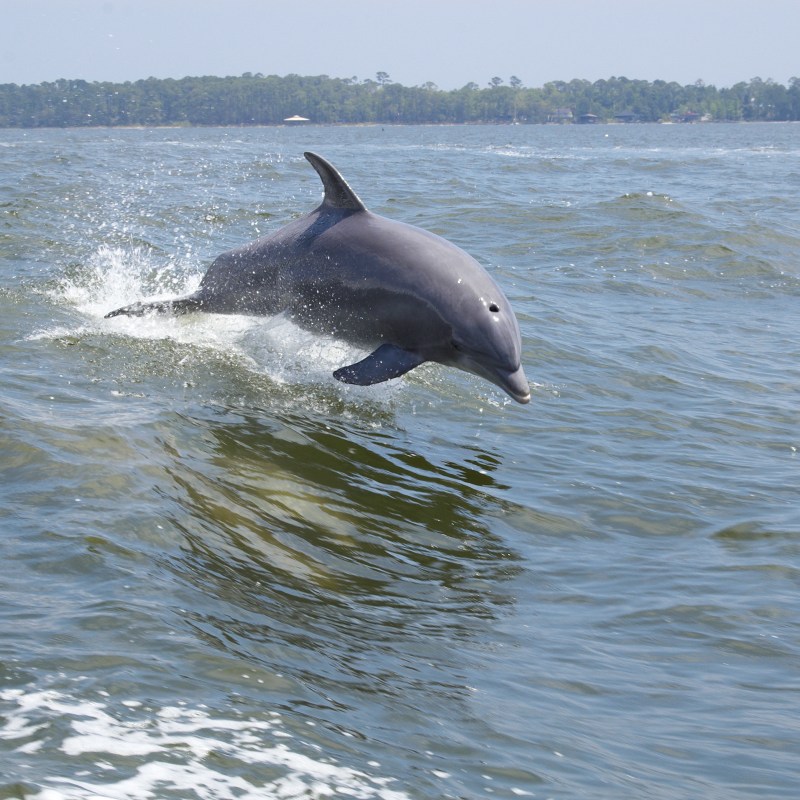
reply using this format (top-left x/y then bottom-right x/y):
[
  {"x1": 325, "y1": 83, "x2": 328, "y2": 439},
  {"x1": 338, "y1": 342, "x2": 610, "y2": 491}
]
[
  {"x1": 459, "y1": 355, "x2": 531, "y2": 405},
  {"x1": 499, "y1": 366, "x2": 531, "y2": 404}
]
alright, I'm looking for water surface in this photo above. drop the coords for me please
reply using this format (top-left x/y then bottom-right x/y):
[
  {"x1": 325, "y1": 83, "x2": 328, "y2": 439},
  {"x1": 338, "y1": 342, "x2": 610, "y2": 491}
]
[{"x1": 1, "y1": 122, "x2": 799, "y2": 799}]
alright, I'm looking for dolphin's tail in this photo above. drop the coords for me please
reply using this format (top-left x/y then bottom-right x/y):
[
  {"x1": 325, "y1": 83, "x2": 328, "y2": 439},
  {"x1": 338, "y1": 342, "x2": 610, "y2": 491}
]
[{"x1": 104, "y1": 293, "x2": 203, "y2": 319}]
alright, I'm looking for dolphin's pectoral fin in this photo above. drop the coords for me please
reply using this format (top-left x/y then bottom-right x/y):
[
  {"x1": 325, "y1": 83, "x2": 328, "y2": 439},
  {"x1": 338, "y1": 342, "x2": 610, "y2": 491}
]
[{"x1": 333, "y1": 343, "x2": 426, "y2": 386}]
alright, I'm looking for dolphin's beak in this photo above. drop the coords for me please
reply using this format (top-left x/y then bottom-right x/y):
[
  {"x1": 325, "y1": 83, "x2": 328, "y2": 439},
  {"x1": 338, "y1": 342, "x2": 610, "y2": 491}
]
[
  {"x1": 499, "y1": 365, "x2": 531, "y2": 404},
  {"x1": 456, "y1": 354, "x2": 531, "y2": 405}
]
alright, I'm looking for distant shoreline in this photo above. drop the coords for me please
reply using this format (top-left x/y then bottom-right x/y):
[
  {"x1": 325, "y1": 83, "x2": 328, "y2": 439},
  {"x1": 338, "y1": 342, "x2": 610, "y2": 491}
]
[
  {"x1": 2, "y1": 74, "x2": 798, "y2": 128},
  {"x1": 4, "y1": 119, "x2": 798, "y2": 133}
]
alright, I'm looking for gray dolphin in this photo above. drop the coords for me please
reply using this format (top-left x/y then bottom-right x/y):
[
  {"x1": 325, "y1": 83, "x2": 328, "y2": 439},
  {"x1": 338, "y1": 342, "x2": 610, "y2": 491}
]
[{"x1": 106, "y1": 152, "x2": 530, "y2": 404}]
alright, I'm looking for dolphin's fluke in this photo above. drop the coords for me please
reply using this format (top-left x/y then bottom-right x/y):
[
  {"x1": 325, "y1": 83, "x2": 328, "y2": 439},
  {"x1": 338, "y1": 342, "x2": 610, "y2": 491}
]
[
  {"x1": 333, "y1": 343, "x2": 426, "y2": 385},
  {"x1": 304, "y1": 152, "x2": 366, "y2": 213},
  {"x1": 104, "y1": 295, "x2": 203, "y2": 319}
]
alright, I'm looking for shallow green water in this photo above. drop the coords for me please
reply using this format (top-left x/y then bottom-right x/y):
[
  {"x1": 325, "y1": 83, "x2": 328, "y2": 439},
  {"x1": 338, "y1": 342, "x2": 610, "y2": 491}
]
[{"x1": 1, "y1": 123, "x2": 799, "y2": 799}]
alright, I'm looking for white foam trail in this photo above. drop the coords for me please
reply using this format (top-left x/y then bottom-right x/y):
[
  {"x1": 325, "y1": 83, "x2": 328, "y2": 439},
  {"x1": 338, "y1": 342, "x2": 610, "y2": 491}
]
[
  {"x1": 46, "y1": 245, "x2": 405, "y2": 404},
  {"x1": 1, "y1": 686, "x2": 410, "y2": 800},
  {"x1": 61, "y1": 245, "x2": 203, "y2": 321}
]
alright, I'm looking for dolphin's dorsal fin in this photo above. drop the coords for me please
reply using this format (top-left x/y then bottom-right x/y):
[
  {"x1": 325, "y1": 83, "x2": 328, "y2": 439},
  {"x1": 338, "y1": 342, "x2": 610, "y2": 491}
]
[{"x1": 304, "y1": 152, "x2": 367, "y2": 212}]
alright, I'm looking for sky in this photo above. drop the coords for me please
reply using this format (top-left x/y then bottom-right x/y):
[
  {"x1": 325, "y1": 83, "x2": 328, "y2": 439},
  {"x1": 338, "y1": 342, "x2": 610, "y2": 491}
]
[{"x1": 1, "y1": 0, "x2": 798, "y2": 90}]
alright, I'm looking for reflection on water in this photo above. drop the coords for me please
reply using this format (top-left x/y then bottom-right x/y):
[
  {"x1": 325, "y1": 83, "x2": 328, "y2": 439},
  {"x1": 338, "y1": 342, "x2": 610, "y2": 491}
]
[
  {"x1": 165, "y1": 406, "x2": 521, "y2": 643},
  {"x1": 149, "y1": 407, "x2": 529, "y2": 793}
]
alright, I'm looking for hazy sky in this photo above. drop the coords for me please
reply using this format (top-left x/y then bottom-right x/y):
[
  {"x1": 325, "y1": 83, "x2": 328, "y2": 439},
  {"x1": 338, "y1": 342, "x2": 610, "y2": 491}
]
[{"x1": 2, "y1": 0, "x2": 798, "y2": 89}]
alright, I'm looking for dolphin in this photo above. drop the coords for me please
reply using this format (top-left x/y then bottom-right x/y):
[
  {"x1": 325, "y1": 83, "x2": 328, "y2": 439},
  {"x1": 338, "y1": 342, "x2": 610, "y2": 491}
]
[{"x1": 106, "y1": 152, "x2": 530, "y2": 404}]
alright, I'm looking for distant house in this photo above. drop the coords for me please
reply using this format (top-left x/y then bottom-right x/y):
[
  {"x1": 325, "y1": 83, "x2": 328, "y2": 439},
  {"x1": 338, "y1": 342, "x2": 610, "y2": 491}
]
[
  {"x1": 614, "y1": 111, "x2": 638, "y2": 123},
  {"x1": 670, "y1": 111, "x2": 701, "y2": 123},
  {"x1": 548, "y1": 108, "x2": 573, "y2": 124},
  {"x1": 576, "y1": 113, "x2": 599, "y2": 124}
]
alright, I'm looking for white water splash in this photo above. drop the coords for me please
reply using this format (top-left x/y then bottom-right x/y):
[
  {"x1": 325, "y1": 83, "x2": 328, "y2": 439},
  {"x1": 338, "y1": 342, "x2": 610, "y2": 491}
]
[
  {"x1": 1, "y1": 686, "x2": 410, "y2": 800},
  {"x1": 46, "y1": 244, "x2": 405, "y2": 402},
  {"x1": 61, "y1": 245, "x2": 204, "y2": 321}
]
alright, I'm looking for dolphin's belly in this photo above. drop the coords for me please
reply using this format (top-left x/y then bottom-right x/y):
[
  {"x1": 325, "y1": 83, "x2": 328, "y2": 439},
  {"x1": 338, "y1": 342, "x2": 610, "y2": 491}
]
[{"x1": 288, "y1": 272, "x2": 451, "y2": 351}]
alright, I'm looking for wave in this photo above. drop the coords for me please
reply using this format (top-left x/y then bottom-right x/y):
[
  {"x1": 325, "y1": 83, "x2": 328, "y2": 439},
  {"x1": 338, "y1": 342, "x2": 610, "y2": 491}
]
[
  {"x1": 1, "y1": 682, "x2": 410, "y2": 800},
  {"x1": 547, "y1": 192, "x2": 800, "y2": 288}
]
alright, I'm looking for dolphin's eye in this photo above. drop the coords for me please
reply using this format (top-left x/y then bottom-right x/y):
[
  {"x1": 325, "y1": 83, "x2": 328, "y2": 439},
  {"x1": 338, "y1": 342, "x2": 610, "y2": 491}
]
[
  {"x1": 489, "y1": 303, "x2": 500, "y2": 313},
  {"x1": 452, "y1": 340, "x2": 463, "y2": 351}
]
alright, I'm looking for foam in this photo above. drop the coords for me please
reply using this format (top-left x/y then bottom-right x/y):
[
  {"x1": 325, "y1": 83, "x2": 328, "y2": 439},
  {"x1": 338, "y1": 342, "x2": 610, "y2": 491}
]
[
  {"x1": 1, "y1": 686, "x2": 410, "y2": 800},
  {"x1": 59, "y1": 245, "x2": 204, "y2": 321},
  {"x1": 44, "y1": 244, "x2": 405, "y2": 405}
]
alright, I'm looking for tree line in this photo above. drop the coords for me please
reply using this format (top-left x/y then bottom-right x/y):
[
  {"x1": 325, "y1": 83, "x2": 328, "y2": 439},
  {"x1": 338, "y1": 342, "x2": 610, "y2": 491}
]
[{"x1": 1, "y1": 73, "x2": 799, "y2": 128}]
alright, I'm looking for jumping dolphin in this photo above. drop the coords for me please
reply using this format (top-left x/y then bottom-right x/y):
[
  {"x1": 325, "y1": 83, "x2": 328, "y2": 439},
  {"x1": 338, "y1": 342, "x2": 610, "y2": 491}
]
[{"x1": 106, "y1": 152, "x2": 530, "y2": 404}]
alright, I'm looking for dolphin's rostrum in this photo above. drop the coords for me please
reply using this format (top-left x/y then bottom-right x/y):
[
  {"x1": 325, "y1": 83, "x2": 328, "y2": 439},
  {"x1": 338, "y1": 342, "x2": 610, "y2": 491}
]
[{"x1": 106, "y1": 152, "x2": 530, "y2": 404}]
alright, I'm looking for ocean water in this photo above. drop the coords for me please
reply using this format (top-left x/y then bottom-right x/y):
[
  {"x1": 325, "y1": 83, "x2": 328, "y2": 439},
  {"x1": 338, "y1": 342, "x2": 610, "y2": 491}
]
[{"x1": 1, "y1": 122, "x2": 799, "y2": 799}]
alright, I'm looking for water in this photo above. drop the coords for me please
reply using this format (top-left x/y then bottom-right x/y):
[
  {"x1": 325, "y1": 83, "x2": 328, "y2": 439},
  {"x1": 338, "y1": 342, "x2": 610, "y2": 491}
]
[{"x1": 1, "y1": 122, "x2": 799, "y2": 799}]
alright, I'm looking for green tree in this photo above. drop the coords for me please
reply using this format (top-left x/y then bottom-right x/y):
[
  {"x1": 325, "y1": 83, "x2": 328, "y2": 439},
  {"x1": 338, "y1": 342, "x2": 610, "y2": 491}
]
[{"x1": 1, "y1": 73, "x2": 798, "y2": 127}]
